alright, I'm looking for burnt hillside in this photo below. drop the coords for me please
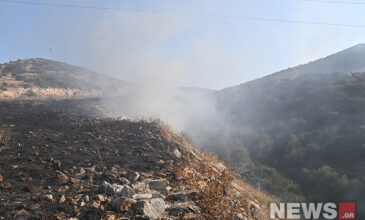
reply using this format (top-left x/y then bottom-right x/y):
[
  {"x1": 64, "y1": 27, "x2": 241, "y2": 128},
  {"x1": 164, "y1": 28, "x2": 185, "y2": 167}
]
[{"x1": 0, "y1": 100, "x2": 273, "y2": 219}]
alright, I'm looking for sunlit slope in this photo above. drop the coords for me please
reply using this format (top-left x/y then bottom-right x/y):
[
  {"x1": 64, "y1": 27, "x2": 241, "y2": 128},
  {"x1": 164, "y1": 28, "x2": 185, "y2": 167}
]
[{"x1": 0, "y1": 58, "x2": 129, "y2": 99}]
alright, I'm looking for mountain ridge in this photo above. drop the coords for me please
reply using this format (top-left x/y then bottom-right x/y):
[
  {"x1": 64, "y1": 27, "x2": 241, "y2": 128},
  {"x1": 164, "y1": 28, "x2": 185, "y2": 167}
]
[{"x1": 221, "y1": 43, "x2": 365, "y2": 93}]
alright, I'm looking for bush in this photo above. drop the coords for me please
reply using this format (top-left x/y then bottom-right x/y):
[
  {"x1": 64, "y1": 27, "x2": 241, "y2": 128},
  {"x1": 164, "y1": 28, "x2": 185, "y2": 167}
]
[
  {"x1": 174, "y1": 156, "x2": 244, "y2": 219},
  {"x1": 258, "y1": 165, "x2": 306, "y2": 202}
]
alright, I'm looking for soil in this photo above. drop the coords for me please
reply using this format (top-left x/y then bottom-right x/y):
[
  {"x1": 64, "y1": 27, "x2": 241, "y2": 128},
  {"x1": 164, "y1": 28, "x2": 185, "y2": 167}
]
[{"x1": 0, "y1": 99, "x2": 186, "y2": 219}]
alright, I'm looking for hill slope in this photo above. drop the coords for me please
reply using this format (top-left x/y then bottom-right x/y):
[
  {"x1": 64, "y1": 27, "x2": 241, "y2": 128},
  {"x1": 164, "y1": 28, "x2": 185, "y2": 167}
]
[
  {"x1": 0, "y1": 58, "x2": 129, "y2": 99},
  {"x1": 208, "y1": 44, "x2": 365, "y2": 216},
  {"x1": 0, "y1": 100, "x2": 273, "y2": 219}
]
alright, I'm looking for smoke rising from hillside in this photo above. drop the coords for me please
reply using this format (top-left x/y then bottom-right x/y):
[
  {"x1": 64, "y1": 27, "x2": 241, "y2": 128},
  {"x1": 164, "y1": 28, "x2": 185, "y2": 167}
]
[
  {"x1": 74, "y1": 12, "x2": 237, "y2": 138},
  {"x1": 78, "y1": 12, "x2": 246, "y2": 89}
]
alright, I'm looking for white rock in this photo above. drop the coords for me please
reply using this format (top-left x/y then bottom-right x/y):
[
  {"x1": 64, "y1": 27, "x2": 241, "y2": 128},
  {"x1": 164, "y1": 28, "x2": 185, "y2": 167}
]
[
  {"x1": 173, "y1": 149, "x2": 181, "y2": 158},
  {"x1": 133, "y1": 193, "x2": 153, "y2": 200}
]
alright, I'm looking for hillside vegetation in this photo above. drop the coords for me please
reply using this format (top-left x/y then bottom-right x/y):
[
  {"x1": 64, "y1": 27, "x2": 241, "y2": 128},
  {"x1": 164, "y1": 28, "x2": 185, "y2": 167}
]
[
  {"x1": 0, "y1": 58, "x2": 128, "y2": 99},
  {"x1": 208, "y1": 45, "x2": 365, "y2": 217}
]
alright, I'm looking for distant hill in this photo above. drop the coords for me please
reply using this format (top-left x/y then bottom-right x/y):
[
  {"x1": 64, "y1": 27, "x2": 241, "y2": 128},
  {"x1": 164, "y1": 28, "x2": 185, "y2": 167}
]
[
  {"x1": 206, "y1": 44, "x2": 365, "y2": 216},
  {"x1": 256, "y1": 43, "x2": 365, "y2": 82},
  {"x1": 0, "y1": 58, "x2": 129, "y2": 99}
]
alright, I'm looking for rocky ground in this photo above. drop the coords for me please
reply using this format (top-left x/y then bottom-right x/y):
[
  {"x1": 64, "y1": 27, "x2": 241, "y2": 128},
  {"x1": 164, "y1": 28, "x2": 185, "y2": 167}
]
[{"x1": 0, "y1": 99, "x2": 274, "y2": 219}]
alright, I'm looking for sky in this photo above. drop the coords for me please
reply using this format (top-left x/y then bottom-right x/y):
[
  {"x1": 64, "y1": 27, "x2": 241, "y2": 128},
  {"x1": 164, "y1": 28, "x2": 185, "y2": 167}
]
[{"x1": 1, "y1": 0, "x2": 365, "y2": 90}]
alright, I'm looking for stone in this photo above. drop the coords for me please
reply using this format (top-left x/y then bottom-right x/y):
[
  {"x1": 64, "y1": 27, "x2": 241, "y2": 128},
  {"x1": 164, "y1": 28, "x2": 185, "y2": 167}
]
[
  {"x1": 31, "y1": 203, "x2": 40, "y2": 209},
  {"x1": 85, "y1": 166, "x2": 96, "y2": 173},
  {"x1": 121, "y1": 198, "x2": 136, "y2": 212},
  {"x1": 133, "y1": 193, "x2": 153, "y2": 200},
  {"x1": 31, "y1": 187, "x2": 41, "y2": 194},
  {"x1": 152, "y1": 194, "x2": 164, "y2": 199},
  {"x1": 131, "y1": 200, "x2": 165, "y2": 220},
  {"x1": 59, "y1": 195, "x2": 66, "y2": 203},
  {"x1": 56, "y1": 170, "x2": 69, "y2": 183},
  {"x1": 112, "y1": 184, "x2": 125, "y2": 196},
  {"x1": 126, "y1": 171, "x2": 140, "y2": 182},
  {"x1": 96, "y1": 194, "x2": 105, "y2": 202},
  {"x1": 57, "y1": 185, "x2": 69, "y2": 192},
  {"x1": 215, "y1": 162, "x2": 226, "y2": 172},
  {"x1": 132, "y1": 182, "x2": 147, "y2": 192},
  {"x1": 105, "y1": 196, "x2": 112, "y2": 204},
  {"x1": 92, "y1": 201, "x2": 100, "y2": 209},
  {"x1": 15, "y1": 209, "x2": 29, "y2": 216},
  {"x1": 0, "y1": 182, "x2": 12, "y2": 189},
  {"x1": 188, "y1": 204, "x2": 200, "y2": 213},
  {"x1": 119, "y1": 177, "x2": 130, "y2": 185},
  {"x1": 70, "y1": 198, "x2": 77, "y2": 205},
  {"x1": 44, "y1": 194, "x2": 55, "y2": 202},
  {"x1": 173, "y1": 149, "x2": 181, "y2": 158},
  {"x1": 70, "y1": 178, "x2": 81, "y2": 186},
  {"x1": 147, "y1": 180, "x2": 167, "y2": 194},
  {"x1": 53, "y1": 160, "x2": 62, "y2": 168},
  {"x1": 165, "y1": 190, "x2": 198, "y2": 202},
  {"x1": 105, "y1": 214, "x2": 115, "y2": 220},
  {"x1": 75, "y1": 168, "x2": 86, "y2": 179},
  {"x1": 99, "y1": 181, "x2": 124, "y2": 196},
  {"x1": 120, "y1": 185, "x2": 135, "y2": 198},
  {"x1": 111, "y1": 197, "x2": 136, "y2": 211},
  {"x1": 99, "y1": 182, "x2": 109, "y2": 194},
  {"x1": 111, "y1": 197, "x2": 126, "y2": 211},
  {"x1": 149, "y1": 198, "x2": 166, "y2": 216}
]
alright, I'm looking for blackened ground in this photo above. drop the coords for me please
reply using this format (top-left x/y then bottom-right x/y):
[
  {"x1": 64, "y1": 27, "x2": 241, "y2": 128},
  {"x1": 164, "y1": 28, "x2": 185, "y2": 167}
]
[{"x1": 0, "y1": 99, "x2": 186, "y2": 219}]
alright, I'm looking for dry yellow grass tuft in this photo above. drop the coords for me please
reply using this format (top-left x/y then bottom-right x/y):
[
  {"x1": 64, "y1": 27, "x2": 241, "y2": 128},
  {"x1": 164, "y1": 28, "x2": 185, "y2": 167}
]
[
  {"x1": 146, "y1": 119, "x2": 278, "y2": 219},
  {"x1": 173, "y1": 138, "x2": 277, "y2": 220}
]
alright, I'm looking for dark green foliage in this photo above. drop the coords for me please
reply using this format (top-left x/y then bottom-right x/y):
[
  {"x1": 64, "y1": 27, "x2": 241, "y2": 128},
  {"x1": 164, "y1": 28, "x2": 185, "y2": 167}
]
[
  {"x1": 258, "y1": 166, "x2": 306, "y2": 202},
  {"x1": 206, "y1": 71, "x2": 365, "y2": 216},
  {"x1": 3, "y1": 62, "x2": 24, "y2": 75}
]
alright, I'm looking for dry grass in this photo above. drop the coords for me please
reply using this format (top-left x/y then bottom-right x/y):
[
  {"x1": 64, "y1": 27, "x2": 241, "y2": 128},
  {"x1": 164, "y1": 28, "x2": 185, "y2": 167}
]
[
  {"x1": 149, "y1": 120, "x2": 277, "y2": 219},
  {"x1": 173, "y1": 140, "x2": 277, "y2": 220}
]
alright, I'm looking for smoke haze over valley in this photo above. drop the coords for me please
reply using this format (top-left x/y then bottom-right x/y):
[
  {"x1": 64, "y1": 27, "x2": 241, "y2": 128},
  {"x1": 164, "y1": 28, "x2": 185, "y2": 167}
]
[
  {"x1": 1, "y1": 44, "x2": 365, "y2": 218},
  {"x1": 2, "y1": 1, "x2": 365, "y2": 218}
]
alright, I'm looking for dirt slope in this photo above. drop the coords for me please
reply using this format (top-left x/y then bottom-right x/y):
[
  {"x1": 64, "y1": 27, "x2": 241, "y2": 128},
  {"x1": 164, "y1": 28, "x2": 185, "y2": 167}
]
[{"x1": 0, "y1": 100, "x2": 274, "y2": 219}]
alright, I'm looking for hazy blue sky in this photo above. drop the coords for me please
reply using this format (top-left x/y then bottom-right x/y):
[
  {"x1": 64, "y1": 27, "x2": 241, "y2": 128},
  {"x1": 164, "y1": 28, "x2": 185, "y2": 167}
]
[{"x1": 1, "y1": 0, "x2": 365, "y2": 89}]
